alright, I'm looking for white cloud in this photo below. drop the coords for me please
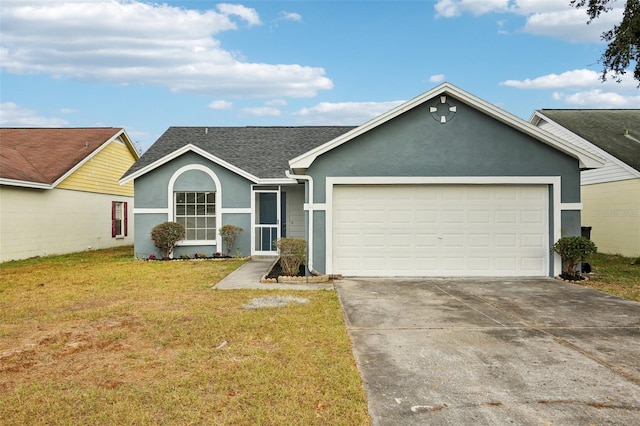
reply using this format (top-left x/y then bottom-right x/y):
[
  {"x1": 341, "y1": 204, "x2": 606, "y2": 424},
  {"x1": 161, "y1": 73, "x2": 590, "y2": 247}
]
[
  {"x1": 58, "y1": 108, "x2": 77, "y2": 114},
  {"x1": 435, "y1": 0, "x2": 509, "y2": 18},
  {"x1": 242, "y1": 106, "x2": 282, "y2": 117},
  {"x1": 0, "y1": 102, "x2": 69, "y2": 126},
  {"x1": 208, "y1": 100, "x2": 233, "y2": 110},
  {"x1": 434, "y1": 0, "x2": 624, "y2": 43},
  {"x1": 265, "y1": 99, "x2": 287, "y2": 107},
  {"x1": 294, "y1": 100, "x2": 405, "y2": 125},
  {"x1": 552, "y1": 90, "x2": 640, "y2": 108},
  {"x1": 279, "y1": 11, "x2": 302, "y2": 22},
  {"x1": 523, "y1": 8, "x2": 622, "y2": 43},
  {"x1": 501, "y1": 68, "x2": 639, "y2": 108},
  {"x1": 501, "y1": 69, "x2": 602, "y2": 89},
  {"x1": 216, "y1": 3, "x2": 261, "y2": 26},
  {"x1": 429, "y1": 74, "x2": 446, "y2": 83},
  {"x1": 0, "y1": 1, "x2": 332, "y2": 98}
]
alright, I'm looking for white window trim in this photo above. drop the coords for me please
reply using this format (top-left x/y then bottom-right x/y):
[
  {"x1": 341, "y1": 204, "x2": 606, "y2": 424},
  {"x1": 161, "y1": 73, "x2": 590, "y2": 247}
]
[{"x1": 168, "y1": 164, "x2": 222, "y2": 247}]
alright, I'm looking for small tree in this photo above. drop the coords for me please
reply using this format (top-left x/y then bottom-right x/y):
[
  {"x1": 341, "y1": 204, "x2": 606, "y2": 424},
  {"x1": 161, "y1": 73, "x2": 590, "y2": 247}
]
[
  {"x1": 552, "y1": 236, "x2": 598, "y2": 278},
  {"x1": 219, "y1": 224, "x2": 243, "y2": 256},
  {"x1": 274, "y1": 238, "x2": 307, "y2": 276},
  {"x1": 150, "y1": 221, "x2": 185, "y2": 259}
]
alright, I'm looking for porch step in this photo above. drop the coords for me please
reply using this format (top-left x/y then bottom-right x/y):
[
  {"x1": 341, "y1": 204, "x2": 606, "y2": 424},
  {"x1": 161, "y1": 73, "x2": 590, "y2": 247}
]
[{"x1": 252, "y1": 255, "x2": 278, "y2": 261}]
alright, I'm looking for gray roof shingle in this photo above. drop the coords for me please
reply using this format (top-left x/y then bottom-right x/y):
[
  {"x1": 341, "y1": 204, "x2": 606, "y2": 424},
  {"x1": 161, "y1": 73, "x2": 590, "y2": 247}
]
[
  {"x1": 538, "y1": 109, "x2": 640, "y2": 172},
  {"x1": 122, "y1": 126, "x2": 355, "y2": 180}
]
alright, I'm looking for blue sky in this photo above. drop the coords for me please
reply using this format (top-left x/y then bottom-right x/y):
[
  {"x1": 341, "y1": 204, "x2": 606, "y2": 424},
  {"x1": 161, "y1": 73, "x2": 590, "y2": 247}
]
[{"x1": 1, "y1": 0, "x2": 638, "y2": 152}]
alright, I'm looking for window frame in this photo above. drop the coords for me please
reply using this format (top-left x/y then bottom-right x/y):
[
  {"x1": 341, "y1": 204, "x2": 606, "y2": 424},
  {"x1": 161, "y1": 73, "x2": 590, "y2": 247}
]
[
  {"x1": 111, "y1": 201, "x2": 128, "y2": 238},
  {"x1": 173, "y1": 191, "x2": 217, "y2": 242}
]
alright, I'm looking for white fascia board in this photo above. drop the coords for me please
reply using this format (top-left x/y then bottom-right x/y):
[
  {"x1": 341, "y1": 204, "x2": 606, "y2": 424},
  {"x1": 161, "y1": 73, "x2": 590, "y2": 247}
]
[
  {"x1": 119, "y1": 143, "x2": 261, "y2": 185},
  {"x1": 0, "y1": 178, "x2": 52, "y2": 189},
  {"x1": 289, "y1": 82, "x2": 605, "y2": 171},
  {"x1": 118, "y1": 129, "x2": 141, "y2": 160},
  {"x1": 52, "y1": 128, "x2": 130, "y2": 188},
  {"x1": 531, "y1": 111, "x2": 637, "y2": 176},
  {"x1": 255, "y1": 177, "x2": 299, "y2": 185}
]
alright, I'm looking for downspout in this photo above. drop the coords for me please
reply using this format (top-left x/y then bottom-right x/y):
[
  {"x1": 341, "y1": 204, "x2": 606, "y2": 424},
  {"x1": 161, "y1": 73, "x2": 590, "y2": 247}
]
[{"x1": 284, "y1": 170, "x2": 321, "y2": 276}]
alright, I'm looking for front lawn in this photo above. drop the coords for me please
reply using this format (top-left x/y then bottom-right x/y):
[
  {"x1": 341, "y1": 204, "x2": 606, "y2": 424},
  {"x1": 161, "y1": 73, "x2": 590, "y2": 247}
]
[
  {"x1": 0, "y1": 246, "x2": 370, "y2": 425},
  {"x1": 580, "y1": 253, "x2": 640, "y2": 302}
]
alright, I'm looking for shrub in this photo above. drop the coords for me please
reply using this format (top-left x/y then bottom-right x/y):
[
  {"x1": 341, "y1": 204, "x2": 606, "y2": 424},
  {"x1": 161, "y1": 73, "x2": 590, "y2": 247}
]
[
  {"x1": 274, "y1": 238, "x2": 307, "y2": 276},
  {"x1": 150, "y1": 221, "x2": 185, "y2": 259},
  {"x1": 219, "y1": 224, "x2": 243, "y2": 256},
  {"x1": 552, "y1": 236, "x2": 597, "y2": 277}
]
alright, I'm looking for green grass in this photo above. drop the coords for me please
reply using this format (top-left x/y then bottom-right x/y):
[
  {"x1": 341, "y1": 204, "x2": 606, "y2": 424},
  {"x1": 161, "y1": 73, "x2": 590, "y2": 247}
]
[
  {"x1": 580, "y1": 253, "x2": 640, "y2": 302},
  {"x1": 0, "y1": 246, "x2": 370, "y2": 425}
]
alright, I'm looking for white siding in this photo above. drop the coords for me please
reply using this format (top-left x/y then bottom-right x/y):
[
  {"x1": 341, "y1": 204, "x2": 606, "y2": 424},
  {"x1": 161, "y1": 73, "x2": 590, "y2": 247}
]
[{"x1": 0, "y1": 186, "x2": 134, "y2": 262}]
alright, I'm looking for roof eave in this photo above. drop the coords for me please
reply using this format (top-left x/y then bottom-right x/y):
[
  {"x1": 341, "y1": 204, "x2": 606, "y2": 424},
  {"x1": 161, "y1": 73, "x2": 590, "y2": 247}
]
[
  {"x1": 0, "y1": 178, "x2": 53, "y2": 189},
  {"x1": 119, "y1": 143, "x2": 261, "y2": 185}
]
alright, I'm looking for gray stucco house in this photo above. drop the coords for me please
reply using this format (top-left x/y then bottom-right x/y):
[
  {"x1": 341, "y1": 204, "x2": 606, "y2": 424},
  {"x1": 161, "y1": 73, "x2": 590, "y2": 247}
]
[{"x1": 120, "y1": 83, "x2": 604, "y2": 277}]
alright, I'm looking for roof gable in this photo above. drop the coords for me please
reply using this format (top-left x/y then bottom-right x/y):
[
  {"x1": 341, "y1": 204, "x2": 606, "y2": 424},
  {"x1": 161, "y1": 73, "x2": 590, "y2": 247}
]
[
  {"x1": 531, "y1": 109, "x2": 640, "y2": 173},
  {"x1": 0, "y1": 128, "x2": 137, "y2": 188},
  {"x1": 120, "y1": 126, "x2": 355, "y2": 184},
  {"x1": 289, "y1": 83, "x2": 605, "y2": 172}
]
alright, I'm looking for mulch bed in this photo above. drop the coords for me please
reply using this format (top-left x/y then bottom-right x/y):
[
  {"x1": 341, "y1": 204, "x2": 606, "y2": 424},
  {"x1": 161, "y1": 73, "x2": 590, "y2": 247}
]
[{"x1": 265, "y1": 259, "x2": 306, "y2": 279}]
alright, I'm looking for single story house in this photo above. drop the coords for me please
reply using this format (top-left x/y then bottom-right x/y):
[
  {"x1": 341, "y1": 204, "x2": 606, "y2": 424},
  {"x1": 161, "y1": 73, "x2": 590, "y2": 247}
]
[
  {"x1": 120, "y1": 83, "x2": 604, "y2": 277},
  {"x1": 530, "y1": 109, "x2": 640, "y2": 257},
  {"x1": 0, "y1": 127, "x2": 139, "y2": 262}
]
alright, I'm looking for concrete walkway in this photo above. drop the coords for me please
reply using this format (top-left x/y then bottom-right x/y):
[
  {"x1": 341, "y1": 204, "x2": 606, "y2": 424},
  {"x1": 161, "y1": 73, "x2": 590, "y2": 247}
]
[{"x1": 213, "y1": 257, "x2": 334, "y2": 290}]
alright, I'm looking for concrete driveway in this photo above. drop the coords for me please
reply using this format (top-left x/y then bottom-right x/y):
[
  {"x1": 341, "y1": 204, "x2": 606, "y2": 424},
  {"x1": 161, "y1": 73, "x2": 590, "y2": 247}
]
[{"x1": 335, "y1": 278, "x2": 640, "y2": 425}]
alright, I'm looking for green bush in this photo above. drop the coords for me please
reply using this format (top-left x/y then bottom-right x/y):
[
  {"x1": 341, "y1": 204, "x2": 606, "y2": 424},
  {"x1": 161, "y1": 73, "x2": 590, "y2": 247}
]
[
  {"x1": 150, "y1": 221, "x2": 185, "y2": 259},
  {"x1": 552, "y1": 236, "x2": 597, "y2": 276},
  {"x1": 219, "y1": 224, "x2": 243, "y2": 256},
  {"x1": 274, "y1": 238, "x2": 307, "y2": 276}
]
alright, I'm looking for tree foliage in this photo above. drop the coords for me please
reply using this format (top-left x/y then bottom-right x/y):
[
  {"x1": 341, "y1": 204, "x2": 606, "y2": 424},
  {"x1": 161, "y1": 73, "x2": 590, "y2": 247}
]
[
  {"x1": 571, "y1": 0, "x2": 640, "y2": 85},
  {"x1": 150, "y1": 221, "x2": 185, "y2": 259},
  {"x1": 219, "y1": 224, "x2": 243, "y2": 256},
  {"x1": 552, "y1": 236, "x2": 598, "y2": 276}
]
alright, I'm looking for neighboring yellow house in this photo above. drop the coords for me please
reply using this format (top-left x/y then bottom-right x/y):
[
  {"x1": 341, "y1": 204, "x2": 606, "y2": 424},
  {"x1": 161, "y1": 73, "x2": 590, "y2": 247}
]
[
  {"x1": 0, "y1": 128, "x2": 139, "y2": 262},
  {"x1": 531, "y1": 110, "x2": 640, "y2": 257}
]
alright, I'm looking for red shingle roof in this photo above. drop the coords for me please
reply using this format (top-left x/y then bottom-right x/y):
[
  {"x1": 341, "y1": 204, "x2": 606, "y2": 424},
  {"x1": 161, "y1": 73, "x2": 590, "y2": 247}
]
[{"x1": 0, "y1": 128, "x2": 123, "y2": 185}]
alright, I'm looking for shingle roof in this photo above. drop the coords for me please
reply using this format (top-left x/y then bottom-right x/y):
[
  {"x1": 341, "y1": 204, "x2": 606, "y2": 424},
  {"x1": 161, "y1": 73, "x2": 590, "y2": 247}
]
[
  {"x1": 537, "y1": 110, "x2": 640, "y2": 172},
  {"x1": 122, "y1": 126, "x2": 356, "y2": 180},
  {"x1": 0, "y1": 128, "x2": 124, "y2": 185}
]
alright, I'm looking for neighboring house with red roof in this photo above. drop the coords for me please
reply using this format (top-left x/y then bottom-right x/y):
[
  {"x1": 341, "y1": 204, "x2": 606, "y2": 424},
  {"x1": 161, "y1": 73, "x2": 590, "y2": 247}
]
[
  {"x1": 531, "y1": 110, "x2": 640, "y2": 257},
  {"x1": 0, "y1": 128, "x2": 139, "y2": 262}
]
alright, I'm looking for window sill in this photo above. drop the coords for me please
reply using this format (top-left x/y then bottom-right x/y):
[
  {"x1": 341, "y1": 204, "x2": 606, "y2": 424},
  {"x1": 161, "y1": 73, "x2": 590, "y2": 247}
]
[{"x1": 177, "y1": 240, "x2": 218, "y2": 246}]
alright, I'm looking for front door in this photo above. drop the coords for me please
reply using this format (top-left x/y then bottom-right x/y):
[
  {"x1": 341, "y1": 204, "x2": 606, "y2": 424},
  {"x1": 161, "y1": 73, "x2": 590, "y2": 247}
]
[{"x1": 253, "y1": 190, "x2": 280, "y2": 255}]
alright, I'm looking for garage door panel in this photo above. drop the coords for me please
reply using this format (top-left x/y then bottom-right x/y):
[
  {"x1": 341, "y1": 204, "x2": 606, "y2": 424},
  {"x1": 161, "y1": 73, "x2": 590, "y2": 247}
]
[{"x1": 332, "y1": 185, "x2": 548, "y2": 277}]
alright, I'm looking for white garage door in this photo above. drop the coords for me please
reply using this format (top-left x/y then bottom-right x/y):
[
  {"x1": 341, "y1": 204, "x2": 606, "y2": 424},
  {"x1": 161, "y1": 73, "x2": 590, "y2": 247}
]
[{"x1": 332, "y1": 185, "x2": 548, "y2": 277}]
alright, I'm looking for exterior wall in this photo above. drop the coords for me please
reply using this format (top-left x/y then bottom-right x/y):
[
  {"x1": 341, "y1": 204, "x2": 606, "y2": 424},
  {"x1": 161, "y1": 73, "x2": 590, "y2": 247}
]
[
  {"x1": 133, "y1": 152, "x2": 253, "y2": 259},
  {"x1": 0, "y1": 186, "x2": 134, "y2": 262},
  {"x1": 305, "y1": 99, "x2": 582, "y2": 275},
  {"x1": 582, "y1": 179, "x2": 640, "y2": 257},
  {"x1": 57, "y1": 137, "x2": 136, "y2": 196},
  {"x1": 283, "y1": 185, "x2": 305, "y2": 239}
]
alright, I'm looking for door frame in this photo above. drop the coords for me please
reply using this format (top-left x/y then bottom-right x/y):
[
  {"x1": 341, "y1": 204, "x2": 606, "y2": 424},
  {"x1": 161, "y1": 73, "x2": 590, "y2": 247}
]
[{"x1": 251, "y1": 187, "x2": 281, "y2": 255}]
